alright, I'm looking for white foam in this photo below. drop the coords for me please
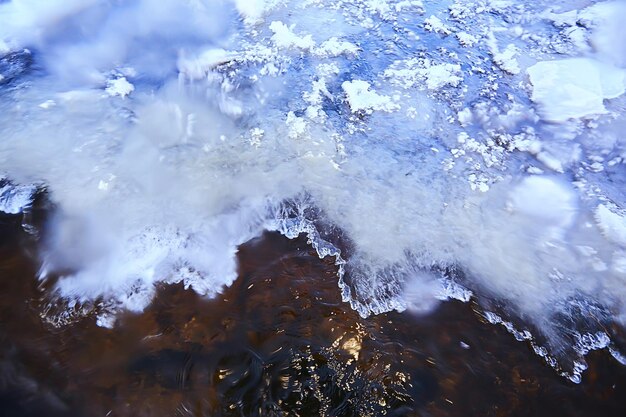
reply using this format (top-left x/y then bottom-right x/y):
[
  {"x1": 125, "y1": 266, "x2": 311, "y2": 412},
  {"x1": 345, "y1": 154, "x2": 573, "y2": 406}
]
[{"x1": 507, "y1": 176, "x2": 578, "y2": 238}]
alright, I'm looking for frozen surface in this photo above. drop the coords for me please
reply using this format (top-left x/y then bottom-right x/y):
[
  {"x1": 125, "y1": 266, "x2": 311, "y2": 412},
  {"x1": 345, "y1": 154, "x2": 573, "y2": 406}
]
[
  {"x1": 528, "y1": 58, "x2": 625, "y2": 122},
  {"x1": 0, "y1": 180, "x2": 36, "y2": 214},
  {"x1": 1, "y1": 0, "x2": 626, "y2": 382}
]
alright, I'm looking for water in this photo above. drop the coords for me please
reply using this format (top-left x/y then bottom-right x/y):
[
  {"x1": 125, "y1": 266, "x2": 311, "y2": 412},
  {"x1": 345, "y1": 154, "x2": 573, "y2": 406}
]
[
  {"x1": 1, "y1": 212, "x2": 626, "y2": 416},
  {"x1": 1, "y1": 0, "x2": 626, "y2": 408}
]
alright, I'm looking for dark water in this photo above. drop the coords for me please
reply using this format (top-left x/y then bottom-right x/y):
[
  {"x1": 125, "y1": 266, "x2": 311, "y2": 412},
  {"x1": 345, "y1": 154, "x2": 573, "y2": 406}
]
[{"x1": 1, "y1": 207, "x2": 626, "y2": 417}]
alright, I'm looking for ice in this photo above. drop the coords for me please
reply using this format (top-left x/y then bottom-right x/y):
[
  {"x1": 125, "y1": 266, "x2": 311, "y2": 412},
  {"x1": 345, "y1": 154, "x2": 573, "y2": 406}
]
[
  {"x1": 595, "y1": 204, "x2": 626, "y2": 246},
  {"x1": 0, "y1": 182, "x2": 36, "y2": 214},
  {"x1": 105, "y1": 77, "x2": 134, "y2": 98},
  {"x1": 1, "y1": 0, "x2": 626, "y2": 381},
  {"x1": 579, "y1": 1, "x2": 626, "y2": 67},
  {"x1": 456, "y1": 32, "x2": 477, "y2": 47},
  {"x1": 341, "y1": 80, "x2": 399, "y2": 113},
  {"x1": 424, "y1": 15, "x2": 451, "y2": 35},
  {"x1": 269, "y1": 21, "x2": 315, "y2": 50},
  {"x1": 527, "y1": 58, "x2": 626, "y2": 122}
]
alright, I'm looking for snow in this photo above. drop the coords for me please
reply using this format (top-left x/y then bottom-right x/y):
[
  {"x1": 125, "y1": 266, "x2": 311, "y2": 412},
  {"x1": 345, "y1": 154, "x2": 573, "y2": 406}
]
[
  {"x1": 595, "y1": 204, "x2": 626, "y2": 246},
  {"x1": 314, "y1": 38, "x2": 358, "y2": 58},
  {"x1": 456, "y1": 31, "x2": 477, "y2": 47},
  {"x1": 395, "y1": 0, "x2": 424, "y2": 12},
  {"x1": 457, "y1": 107, "x2": 473, "y2": 126},
  {"x1": 535, "y1": 152, "x2": 564, "y2": 173},
  {"x1": 0, "y1": 183, "x2": 36, "y2": 214},
  {"x1": 490, "y1": 43, "x2": 520, "y2": 75},
  {"x1": 341, "y1": 80, "x2": 399, "y2": 113},
  {"x1": 422, "y1": 63, "x2": 462, "y2": 90},
  {"x1": 269, "y1": 21, "x2": 315, "y2": 50},
  {"x1": 424, "y1": 15, "x2": 451, "y2": 35},
  {"x1": 543, "y1": 10, "x2": 579, "y2": 28},
  {"x1": 527, "y1": 58, "x2": 626, "y2": 122},
  {"x1": 105, "y1": 77, "x2": 134, "y2": 98},
  {"x1": 286, "y1": 111, "x2": 308, "y2": 139},
  {"x1": 38, "y1": 99, "x2": 56, "y2": 109}
]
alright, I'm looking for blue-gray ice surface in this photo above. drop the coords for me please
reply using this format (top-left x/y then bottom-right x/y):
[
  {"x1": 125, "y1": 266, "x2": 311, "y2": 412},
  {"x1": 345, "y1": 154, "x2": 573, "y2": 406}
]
[{"x1": 1, "y1": 0, "x2": 626, "y2": 382}]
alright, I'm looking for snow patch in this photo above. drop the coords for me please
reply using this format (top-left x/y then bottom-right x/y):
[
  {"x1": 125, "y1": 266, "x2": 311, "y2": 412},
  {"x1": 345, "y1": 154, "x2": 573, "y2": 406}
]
[
  {"x1": 314, "y1": 38, "x2": 358, "y2": 58},
  {"x1": 105, "y1": 77, "x2": 134, "y2": 98},
  {"x1": 0, "y1": 182, "x2": 36, "y2": 214},
  {"x1": 269, "y1": 21, "x2": 315, "y2": 50},
  {"x1": 342, "y1": 80, "x2": 400, "y2": 113},
  {"x1": 595, "y1": 204, "x2": 626, "y2": 246}
]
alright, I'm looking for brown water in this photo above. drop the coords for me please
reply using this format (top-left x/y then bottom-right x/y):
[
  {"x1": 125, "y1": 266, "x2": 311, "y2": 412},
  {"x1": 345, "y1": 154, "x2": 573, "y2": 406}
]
[{"x1": 1, "y1": 208, "x2": 626, "y2": 417}]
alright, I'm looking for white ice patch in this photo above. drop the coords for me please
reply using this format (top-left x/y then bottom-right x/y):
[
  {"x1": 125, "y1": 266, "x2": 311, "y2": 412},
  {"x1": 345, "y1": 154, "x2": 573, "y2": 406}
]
[
  {"x1": 527, "y1": 58, "x2": 626, "y2": 122},
  {"x1": 341, "y1": 80, "x2": 399, "y2": 113},
  {"x1": 595, "y1": 204, "x2": 626, "y2": 246},
  {"x1": 424, "y1": 15, "x2": 451, "y2": 35},
  {"x1": 269, "y1": 21, "x2": 315, "y2": 50},
  {"x1": 105, "y1": 77, "x2": 134, "y2": 98},
  {"x1": 0, "y1": 182, "x2": 36, "y2": 214},
  {"x1": 314, "y1": 38, "x2": 358, "y2": 58}
]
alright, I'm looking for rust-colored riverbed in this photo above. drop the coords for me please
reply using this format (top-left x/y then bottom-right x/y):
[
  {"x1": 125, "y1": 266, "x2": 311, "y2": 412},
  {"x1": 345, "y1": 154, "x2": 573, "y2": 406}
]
[{"x1": 1, "y1": 209, "x2": 625, "y2": 417}]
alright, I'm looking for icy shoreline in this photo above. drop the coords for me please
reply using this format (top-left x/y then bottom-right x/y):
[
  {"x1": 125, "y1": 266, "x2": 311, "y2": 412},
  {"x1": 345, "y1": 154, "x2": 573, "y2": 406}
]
[{"x1": 2, "y1": 0, "x2": 626, "y2": 382}]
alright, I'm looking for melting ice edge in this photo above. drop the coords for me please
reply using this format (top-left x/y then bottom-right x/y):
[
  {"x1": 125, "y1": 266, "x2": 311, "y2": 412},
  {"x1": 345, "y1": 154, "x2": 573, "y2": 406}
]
[{"x1": 2, "y1": 0, "x2": 626, "y2": 384}]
